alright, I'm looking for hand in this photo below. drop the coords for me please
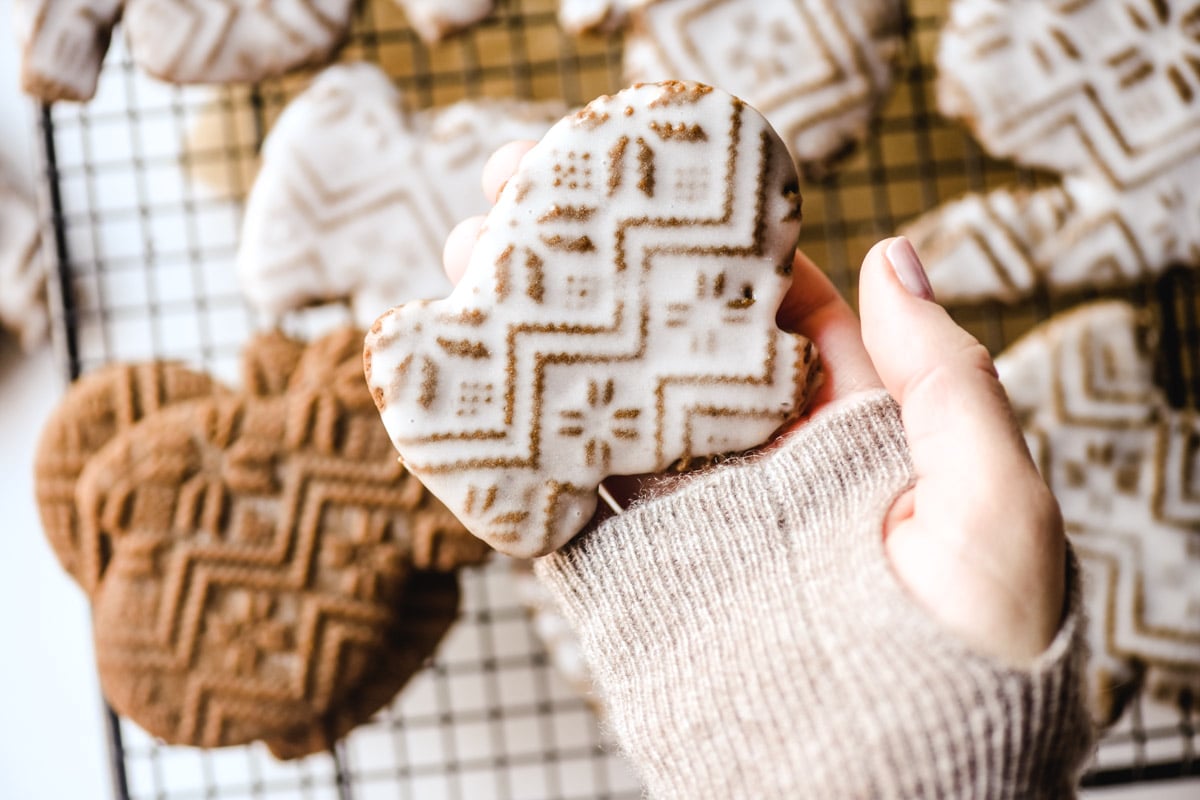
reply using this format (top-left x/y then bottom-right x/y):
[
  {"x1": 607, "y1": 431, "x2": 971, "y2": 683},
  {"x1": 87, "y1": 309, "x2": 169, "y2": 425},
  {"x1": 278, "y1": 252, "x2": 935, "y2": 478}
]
[{"x1": 444, "y1": 142, "x2": 1067, "y2": 667}]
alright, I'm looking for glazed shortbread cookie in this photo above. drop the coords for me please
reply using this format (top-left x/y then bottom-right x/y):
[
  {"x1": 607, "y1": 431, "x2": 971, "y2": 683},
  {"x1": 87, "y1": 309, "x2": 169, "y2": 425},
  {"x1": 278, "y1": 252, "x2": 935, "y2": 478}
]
[
  {"x1": 558, "y1": 0, "x2": 653, "y2": 34},
  {"x1": 996, "y1": 302, "x2": 1200, "y2": 726},
  {"x1": 0, "y1": 168, "x2": 47, "y2": 349},
  {"x1": 395, "y1": 0, "x2": 494, "y2": 42},
  {"x1": 13, "y1": 0, "x2": 123, "y2": 101},
  {"x1": 34, "y1": 363, "x2": 223, "y2": 593},
  {"x1": 365, "y1": 81, "x2": 819, "y2": 558},
  {"x1": 624, "y1": 0, "x2": 904, "y2": 178},
  {"x1": 122, "y1": 0, "x2": 354, "y2": 84},
  {"x1": 238, "y1": 63, "x2": 564, "y2": 326},
  {"x1": 902, "y1": 0, "x2": 1200, "y2": 302},
  {"x1": 14, "y1": 0, "x2": 354, "y2": 101}
]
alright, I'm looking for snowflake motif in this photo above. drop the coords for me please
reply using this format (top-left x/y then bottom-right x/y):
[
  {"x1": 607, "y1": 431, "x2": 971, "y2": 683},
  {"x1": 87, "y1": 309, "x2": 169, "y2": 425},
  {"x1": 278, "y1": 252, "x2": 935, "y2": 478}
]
[
  {"x1": 726, "y1": 13, "x2": 795, "y2": 83},
  {"x1": 1113, "y1": 0, "x2": 1200, "y2": 102},
  {"x1": 209, "y1": 591, "x2": 294, "y2": 678},
  {"x1": 321, "y1": 510, "x2": 405, "y2": 601},
  {"x1": 557, "y1": 379, "x2": 640, "y2": 470}
]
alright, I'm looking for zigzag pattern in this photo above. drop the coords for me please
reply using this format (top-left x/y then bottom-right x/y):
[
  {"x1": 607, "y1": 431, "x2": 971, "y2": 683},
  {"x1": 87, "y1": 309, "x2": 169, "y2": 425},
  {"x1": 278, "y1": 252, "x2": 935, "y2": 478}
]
[
  {"x1": 366, "y1": 82, "x2": 819, "y2": 558},
  {"x1": 623, "y1": 0, "x2": 904, "y2": 177},
  {"x1": 238, "y1": 63, "x2": 564, "y2": 326},
  {"x1": 997, "y1": 302, "x2": 1200, "y2": 727},
  {"x1": 904, "y1": 0, "x2": 1200, "y2": 302}
]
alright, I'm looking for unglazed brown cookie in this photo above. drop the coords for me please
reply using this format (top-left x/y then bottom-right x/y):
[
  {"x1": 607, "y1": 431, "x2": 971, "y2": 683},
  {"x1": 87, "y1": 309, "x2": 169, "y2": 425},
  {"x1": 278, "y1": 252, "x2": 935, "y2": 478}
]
[
  {"x1": 237, "y1": 63, "x2": 564, "y2": 326},
  {"x1": 34, "y1": 362, "x2": 223, "y2": 593},
  {"x1": 0, "y1": 166, "x2": 46, "y2": 349},
  {"x1": 365, "y1": 81, "x2": 819, "y2": 558},
  {"x1": 901, "y1": 0, "x2": 1200, "y2": 302},
  {"x1": 79, "y1": 391, "x2": 460, "y2": 756},
  {"x1": 240, "y1": 330, "x2": 308, "y2": 397},
  {"x1": 623, "y1": 0, "x2": 904, "y2": 179},
  {"x1": 997, "y1": 302, "x2": 1200, "y2": 727}
]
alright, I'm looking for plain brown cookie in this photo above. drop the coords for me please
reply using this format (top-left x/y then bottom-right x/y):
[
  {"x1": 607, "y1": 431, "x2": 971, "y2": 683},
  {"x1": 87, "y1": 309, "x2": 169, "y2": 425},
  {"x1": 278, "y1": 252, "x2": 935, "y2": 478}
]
[
  {"x1": 290, "y1": 327, "x2": 493, "y2": 571},
  {"x1": 241, "y1": 329, "x2": 308, "y2": 397},
  {"x1": 80, "y1": 392, "x2": 455, "y2": 756},
  {"x1": 34, "y1": 362, "x2": 223, "y2": 593}
]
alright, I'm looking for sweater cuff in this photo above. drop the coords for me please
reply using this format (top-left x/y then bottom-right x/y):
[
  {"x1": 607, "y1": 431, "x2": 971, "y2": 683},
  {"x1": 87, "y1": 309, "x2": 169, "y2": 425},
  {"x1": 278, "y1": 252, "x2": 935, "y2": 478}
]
[{"x1": 536, "y1": 389, "x2": 1093, "y2": 798}]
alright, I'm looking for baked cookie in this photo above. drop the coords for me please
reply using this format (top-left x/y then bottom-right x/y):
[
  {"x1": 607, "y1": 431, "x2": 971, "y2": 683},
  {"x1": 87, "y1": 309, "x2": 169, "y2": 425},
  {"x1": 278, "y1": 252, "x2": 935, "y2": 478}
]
[
  {"x1": 395, "y1": 0, "x2": 494, "y2": 43},
  {"x1": 365, "y1": 81, "x2": 820, "y2": 558},
  {"x1": 996, "y1": 301, "x2": 1200, "y2": 726},
  {"x1": 79, "y1": 389, "x2": 461, "y2": 756},
  {"x1": 34, "y1": 362, "x2": 223, "y2": 593},
  {"x1": 13, "y1": 0, "x2": 122, "y2": 101},
  {"x1": 902, "y1": 0, "x2": 1200, "y2": 302},
  {"x1": 558, "y1": 0, "x2": 652, "y2": 34},
  {"x1": 240, "y1": 330, "x2": 308, "y2": 397},
  {"x1": 238, "y1": 63, "x2": 564, "y2": 326},
  {"x1": 0, "y1": 167, "x2": 47, "y2": 349},
  {"x1": 623, "y1": 0, "x2": 904, "y2": 179},
  {"x1": 14, "y1": 0, "x2": 354, "y2": 102}
]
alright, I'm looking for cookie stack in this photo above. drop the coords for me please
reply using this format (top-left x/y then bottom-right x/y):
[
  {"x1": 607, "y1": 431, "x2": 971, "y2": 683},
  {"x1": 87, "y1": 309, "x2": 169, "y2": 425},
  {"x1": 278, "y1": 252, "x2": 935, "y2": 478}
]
[{"x1": 34, "y1": 328, "x2": 490, "y2": 757}]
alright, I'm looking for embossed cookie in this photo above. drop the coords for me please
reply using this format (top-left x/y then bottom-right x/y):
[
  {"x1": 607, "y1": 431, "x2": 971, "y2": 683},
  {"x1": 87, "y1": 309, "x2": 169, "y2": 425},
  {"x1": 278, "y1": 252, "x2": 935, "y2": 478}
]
[
  {"x1": 34, "y1": 362, "x2": 222, "y2": 593},
  {"x1": 238, "y1": 63, "x2": 564, "y2": 326},
  {"x1": 396, "y1": 0, "x2": 494, "y2": 42},
  {"x1": 13, "y1": 0, "x2": 123, "y2": 101},
  {"x1": 0, "y1": 167, "x2": 47, "y2": 349},
  {"x1": 78, "y1": 389, "x2": 461, "y2": 756},
  {"x1": 365, "y1": 81, "x2": 819, "y2": 558},
  {"x1": 14, "y1": 0, "x2": 354, "y2": 102},
  {"x1": 623, "y1": 0, "x2": 904, "y2": 178},
  {"x1": 996, "y1": 302, "x2": 1200, "y2": 726},
  {"x1": 901, "y1": 0, "x2": 1200, "y2": 302}
]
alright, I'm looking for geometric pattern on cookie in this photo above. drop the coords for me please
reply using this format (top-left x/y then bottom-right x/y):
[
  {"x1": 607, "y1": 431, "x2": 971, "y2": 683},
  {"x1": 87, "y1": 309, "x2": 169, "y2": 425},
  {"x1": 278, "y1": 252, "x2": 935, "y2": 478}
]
[
  {"x1": 121, "y1": 0, "x2": 355, "y2": 84},
  {"x1": 14, "y1": 0, "x2": 353, "y2": 101},
  {"x1": 238, "y1": 63, "x2": 564, "y2": 326},
  {"x1": 0, "y1": 167, "x2": 47, "y2": 349},
  {"x1": 393, "y1": 0, "x2": 494, "y2": 42},
  {"x1": 623, "y1": 0, "x2": 904, "y2": 178},
  {"x1": 79, "y1": 393, "x2": 433, "y2": 756},
  {"x1": 996, "y1": 301, "x2": 1200, "y2": 726},
  {"x1": 902, "y1": 0, "x2": 1200, "y2": 302},
  {"x1": 14, "y1": 0, "x2": 123, "y2": 101},
  {"x1": 33, "y1": 362, "x2": 223, "y2": 594},
  {"x1": 365, "y1": 81, "x2": 819, "y2": 558}
]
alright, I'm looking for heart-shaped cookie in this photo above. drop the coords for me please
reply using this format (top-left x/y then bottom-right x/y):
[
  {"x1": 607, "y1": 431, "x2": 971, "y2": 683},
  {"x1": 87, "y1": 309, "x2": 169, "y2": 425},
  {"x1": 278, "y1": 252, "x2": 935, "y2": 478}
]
[
  {"x1": 365, "y1": 81, "x2": 818, "y2": 558},
  {"x1": 35, "y1": 362, "x2": 224, "y2": 593},
  {"x1": 79, "y1": 390, "x2": 449, "y2": 755},
  {"x1": 996, "y1": 301, "x2": 1200, "y2": 726},
  {"x1": 238, "y1": 63, "x2": 565, "y2": 326}
]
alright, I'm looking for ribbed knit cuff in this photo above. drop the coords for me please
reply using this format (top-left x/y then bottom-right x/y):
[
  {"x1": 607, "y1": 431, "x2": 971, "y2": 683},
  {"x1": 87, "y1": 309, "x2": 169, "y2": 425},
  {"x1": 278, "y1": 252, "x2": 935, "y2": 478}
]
[{"x1": 537, "y1": 390, "x2": 1093, "y2": 799}]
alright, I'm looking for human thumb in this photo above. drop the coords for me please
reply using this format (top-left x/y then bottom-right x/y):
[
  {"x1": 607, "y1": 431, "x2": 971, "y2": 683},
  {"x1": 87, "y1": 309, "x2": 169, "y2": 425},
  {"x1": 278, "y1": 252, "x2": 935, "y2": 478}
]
[{"x1": 858, "y1": 237, "x2": 1065, "y2": 664}]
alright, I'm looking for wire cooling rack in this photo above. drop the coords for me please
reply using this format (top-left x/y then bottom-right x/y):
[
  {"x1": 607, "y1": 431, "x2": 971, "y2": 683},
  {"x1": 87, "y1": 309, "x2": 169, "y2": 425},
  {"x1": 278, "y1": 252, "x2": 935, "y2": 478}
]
[{"x1": 32, "y1": 0, "x2": 1199, "y2": 796}]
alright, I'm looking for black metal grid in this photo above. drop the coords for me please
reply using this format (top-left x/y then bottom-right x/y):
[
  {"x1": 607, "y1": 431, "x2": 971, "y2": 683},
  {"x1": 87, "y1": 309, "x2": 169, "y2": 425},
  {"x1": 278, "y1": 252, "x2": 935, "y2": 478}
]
[{"x1": 32, "y1": 0, "x2": 1199, "y2": 796}]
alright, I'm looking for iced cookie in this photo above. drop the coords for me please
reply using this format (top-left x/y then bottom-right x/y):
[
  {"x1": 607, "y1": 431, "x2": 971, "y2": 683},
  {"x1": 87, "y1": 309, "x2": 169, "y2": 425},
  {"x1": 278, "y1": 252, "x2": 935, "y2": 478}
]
[
  {"x1": 364, "y1": 81, "x2": 819, "y2": 558},
  {"x1": 902, "y1": 0, "x2": 1200, "y2": 302},
  {"x1": 996, "y1": 302, "x2": 1200, "y2": 726},
  {"x1": 13, "y1": 0, "x2": 123, "y2": 101},
  {"x1": 238, "y1": 63, "x2": 564, "y2": 326},
  {"x1": 623, "y1": 0, "x2": 904, "y2": 178},
  {"x1": 0, "y1": 167, "x2": 47, "y2": 349},
  {"x1": 558, "y1": 0, "x2": 652, "y2": 34},
  {"x1": 34, "y1": 363, "x2": 223, "y2": 593},
  {"x1": 396, "y1": 0, "x2": 494, "y2": 43}
]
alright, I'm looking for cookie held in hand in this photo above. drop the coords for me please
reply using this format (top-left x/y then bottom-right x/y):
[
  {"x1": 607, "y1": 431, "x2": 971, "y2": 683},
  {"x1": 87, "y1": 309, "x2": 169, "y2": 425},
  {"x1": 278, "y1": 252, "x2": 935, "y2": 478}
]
[{"x1": 365, "y1": 81, "x2": 819, "y2": 558}]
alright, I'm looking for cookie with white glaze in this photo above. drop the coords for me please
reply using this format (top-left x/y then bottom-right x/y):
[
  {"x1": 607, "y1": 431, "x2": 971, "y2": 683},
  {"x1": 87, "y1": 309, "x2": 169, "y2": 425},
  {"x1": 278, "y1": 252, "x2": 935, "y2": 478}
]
[{"x1": 364, "y1": 81, "x2": 819, "y2": 558}]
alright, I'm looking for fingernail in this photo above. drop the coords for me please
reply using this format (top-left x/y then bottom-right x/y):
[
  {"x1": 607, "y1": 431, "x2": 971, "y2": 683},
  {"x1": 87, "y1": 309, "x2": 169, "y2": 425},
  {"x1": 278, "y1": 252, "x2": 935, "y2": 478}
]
[{"x1": 886, "y1": 237, "x2": 935, "y2": 301}]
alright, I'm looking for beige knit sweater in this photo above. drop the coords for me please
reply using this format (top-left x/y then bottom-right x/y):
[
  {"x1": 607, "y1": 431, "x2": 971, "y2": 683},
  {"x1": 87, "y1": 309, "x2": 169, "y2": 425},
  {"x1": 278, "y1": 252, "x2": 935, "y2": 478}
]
[{"x1": 537, "y1": 391, "x2": 1094, "y2": 799}]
